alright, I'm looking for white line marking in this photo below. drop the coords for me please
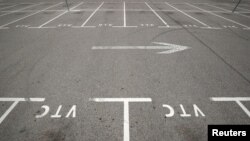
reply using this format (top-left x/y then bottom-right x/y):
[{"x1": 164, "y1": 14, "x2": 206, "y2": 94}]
[
  {"x1": 158, "y1": 25, "x2": 181, "y2": 28},
  {"x1": 123, "y1": 1, "x2": 126, "y2": 27},
  {"x1": 211, "y1": 97, "x2": 250, "y2": 101},
  {"x1": 0, "y1": 3, "x2": 63, "y2": 29},
  {"x1": 204, "y1": 3, "x2": 250, "y2": 19},
  {"x1": 0, "y1": 3, "x2": 38, "y2": 5},
  {"x1": 0, "y1": 98, "x2": 26, "y2": 101},
  {"x1": 90, "y1": 98, "x2": 152, "y2": 141},
  {"x1": 186, "y1": 3, "x2": 250, "y2": 29},
  {"x1": 145, "y1": 2, "x2": 169, "y2": 27},
  {"x1": 90, "y1": 98, "x2": 152, "y2": 102},
  {"x1": 0, "y1": 4, "x2": 18, "y2": 10},
  {"x1": 0, "y1": 3, "x2": 43, "y2": 17},
  {"x1": 165, "y1": 2, "x2": 210, "y2": 27},
  {"x1": 211, "y1": 97, "x2": 250, "y2": 117},
  {"x1": 112, "y1": 25, "x2": 138, "y2": 28},
  {"x1": 31, "y1": 2, "x2": 83, "y2": 28},
  {"x1": 80, "y1": 2, "x2": 104, "y2": 27},
  {"x1": 29, "y1": 98, "x2": 45, "y2": 102},
  {"x1": 124, "y1": 101, "x2": 129, "y2": 141},
  {"x1": 0, "y1": 98, "x2": 26, "y2": 124},
  {"x1": 29, "y1": 26, "x2": 57, "y2": 29},
  {"x1": 200, "y1": 26, "x2": 222, "y2": 29},
  {"x1": 72, "y1": 26, "x2": 96, "y2": 28}
]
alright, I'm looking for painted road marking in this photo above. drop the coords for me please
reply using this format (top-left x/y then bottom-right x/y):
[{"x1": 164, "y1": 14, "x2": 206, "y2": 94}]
[
  {"x1": 124, "y1": 1, "x2": 126, "y2": 27},
  {"x1": 165, "y1": 2, "x2": 210, "y2": 28},
  {"x1": 186, "y1": 3, "x2": 250, "y2": 29},
  {"x1": 90, "y1": 98, "x2": 152, "y2": 141},
  {"x1": 29, "y1": 2, "x2": 83, "y2": 28},
  {"x1": 0, "y1": 98, "x2": 46, "y2": 124},
  {"x1": 36, "y1": 105, "x2": 76, "y2": 118},
  {"x1": 145, "y1": 2, "x2": 169, "y2": 27},
  {"x1": 29, "y1": 98, "x2": 45, "y2": 102},
  {"x1": 0, "y1": 98, "x2": 26, "y2": 124},
  {"x1": 0, "y1": 3, "x2": 63, "y2": 29},
  {"x1": 92, "y1": 42, "x2": 190, "y2": 54},
  {"x1": 211, "y1": 97, "x2": 250, "y2": 117},
  {"x1": 0, "y1": 98, "x2": 25, "y2": 124},
  {"x1": 163, "y1": 104, "x2": 205, "y2": 117},
  {"x1": 0, "y1": 3, "x2": 43, "y2": 17}
]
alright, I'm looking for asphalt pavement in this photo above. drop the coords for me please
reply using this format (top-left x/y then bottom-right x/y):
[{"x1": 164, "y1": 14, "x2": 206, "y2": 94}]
[{"x1": 0, "y1": 0, "x2": 250, "y2": 141}]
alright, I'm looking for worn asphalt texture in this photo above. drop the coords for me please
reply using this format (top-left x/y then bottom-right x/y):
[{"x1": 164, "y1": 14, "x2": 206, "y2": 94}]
[{"x1": 0, "y1": 0, "x2": 250, "y2": 141}]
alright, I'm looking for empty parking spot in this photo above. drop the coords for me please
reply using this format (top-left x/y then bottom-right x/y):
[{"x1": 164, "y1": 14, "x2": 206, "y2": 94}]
[
  {"x1": 9, "y1": 11, "x2": 65, "y2": 28},
  {"x1": 38, "y1": 2, "x2": 97, "y2": 28},
  {"x1": 0, "y1": 12, "x2": 31, "y2": 28},
  {"x1": 126, "y1": 2, "x2": 149, "y2": 11},
  {"x1": 46, "y1": 2, "x2": 75, "y2": 10},
  {"x1": 71, "y1": 2, "x2": 100, "y2": 11},
  {"x1": 126, "y1": 2, "x2": 172, "y2": 28},
  {"x1": 150, "y1": 3, "x2": 175, "y2": 11},
  {"x1": 165, "y1": 2, "x2": 210, "y2": 28},
  {"x1": 203, "y1": 3, "x2": 250, "y2": 19},
  {"x1": 0, "y1": 3, "x2": 42, "y2": 17},
  {"x1": 145, "y1": 2, "x2": 169, "y2": 27},
  {"x1": 79, "y1": 2, "x2": 123, "y2": 27},
  {"x1": 172, "y1": 3, "x2": 196, "y2": 11},
  {"x1": 73, "y1": 2, "x2": 104, "y2": 28},
  {"x1": 186, "y1": 3, "x2": 250, "y2": 29},
  {"x1": 0, "y1": 3, "x2": 63, "y2": 29},
  {"x1": 2, "y1": 3, "x2": 40, "y2": 11},
  {"x1": 238, "y1": 5, "x2": 250, "y2": 11},
  {"x1": 29, "y1": 3, "x2": 82, "y2": 28}
]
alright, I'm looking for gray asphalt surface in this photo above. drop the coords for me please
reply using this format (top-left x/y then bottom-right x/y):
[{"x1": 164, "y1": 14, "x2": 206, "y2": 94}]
[{"x1": 0, "y1": 0, "x2": 250, "y2": 141}]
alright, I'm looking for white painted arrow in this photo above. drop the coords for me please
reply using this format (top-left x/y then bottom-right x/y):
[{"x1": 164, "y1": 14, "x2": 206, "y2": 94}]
[{"x1": 92, "y1": 42, "x2": 190, "y2": 54}]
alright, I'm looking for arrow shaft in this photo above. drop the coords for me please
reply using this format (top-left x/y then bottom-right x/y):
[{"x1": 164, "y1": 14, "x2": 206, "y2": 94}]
[{"x1": 92, "y1": 46, "x2": 173, "y2": 50}]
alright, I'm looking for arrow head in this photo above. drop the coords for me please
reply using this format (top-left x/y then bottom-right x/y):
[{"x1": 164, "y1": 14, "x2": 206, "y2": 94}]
[{"x1": 152, "y1": 42, "x2": 190, "y2": 54}]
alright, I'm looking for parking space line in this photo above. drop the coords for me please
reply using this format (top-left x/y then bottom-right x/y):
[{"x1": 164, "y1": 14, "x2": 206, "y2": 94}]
[
  {"x1": 1, "y1": 10, "x2": 66, "y2": 12},
  {"x1": 186, "y1": 3, "x2": 250, "y2": 29},
  {"x1": 124, "y1": 1, "x2": 126, "y2": 27},
  {"x1": 204, "y1": 3, "x2": 250, "y2": 19},
  {"x1": 165, "y1": 2, "x2": 210, "y2": 27},
  {"x1": 145, "y1": 2, "x2": 169, "y2": 27},
  {"x1": 0, "y1": 3, "x2": 63, "y2": 29},
  {"x1": 0, "y1": 3, "x2": 43, "y2": 17},
  {"x1": 0, "y1": 4, "x2": 18, "y2": 10},
  {"x1": 30, "y1": 2, "x2": 84, "y2": 28},
  {"x1": 0, "y1": 98, "x2": 26, "y2": 124},
  {"x1": 80, "y1": 2, "x2": 104, "y2": 27}
]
